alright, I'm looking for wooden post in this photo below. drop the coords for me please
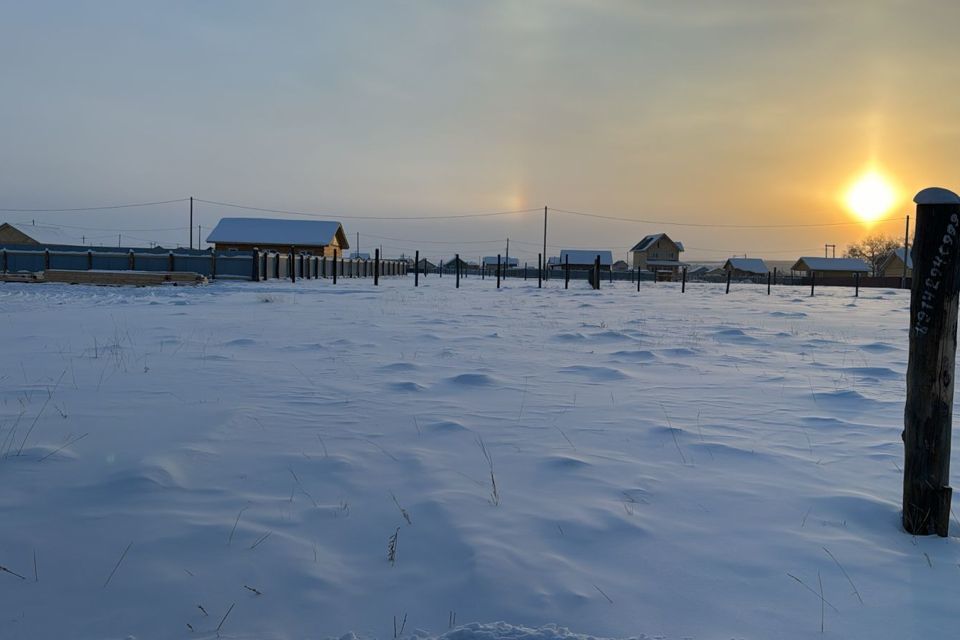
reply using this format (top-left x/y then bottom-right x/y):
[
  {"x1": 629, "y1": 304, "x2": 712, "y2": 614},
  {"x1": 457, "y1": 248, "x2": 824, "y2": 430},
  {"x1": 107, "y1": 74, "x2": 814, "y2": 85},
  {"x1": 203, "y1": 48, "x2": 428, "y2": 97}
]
[
  {"x1": 773, "y1": 266, "x2": 777, "y2": 286},
  {"x1": 415, "y1": 251, "x2": 419, "y2": 287},
  {"x1": 855, "y1": 272, "x2": 860, "y2": 297},
  {"x1": 565, "y1": 254, "x2": 570, "y2": 289},
  {"x1": 810, "y1": 272, "x2": 815, "y2": 297},
  {"x1": 538, "y1": 254, "x2": 542, "y2": 288},
  {"x1": 456, "y1": 254, "x2": 460, "y2": 288},
  {"x1": 211, "y1": 250, "x2": 217, "y2": 280},
  {"x1": 333, "y1": 249, "x2": 338, "y2": 284},
  {"x1": 290, "y1": 248, "x2": 296, "y2": 283},
  {"x1": 725, "y1": 269, "x2": 731, "y2": 294},
  {"x1": 767, "y1": 270, "x2": 771, "y2": 295},
  {"x1": 496, "y1": 254, "x2": 501, "y2": 289},
  {"x1": 86, "y1": 250, "x2": 92, "y2": 271},
  {"x1": 594, "y1": 255, "x2": 601, "y2": 290},
  {"x1": 902, "y1": 214, "x2": 910, "y2": 290},
  {"x1": 46, "y1": 249, "x2": 52, "y2": 271},
  {"x1": 168, "y1": 251, "x2": 174, "y2": 273},
  {"x1": 374, "y1": 249, "x2": 380, "y2": 286},
  {"x1": 682, "y1": 267, "x2": 687, "y2": 293},
  {"x1": 903, "y1": 187, "x2": 960, "y2": 536},
  {"x1": 609, "y1": 263, "x2": 613, "y2": 284},
  {"x1": 1, "y1": 248, "x2": 6, "y2": 273},
  {"x1": 637, "y1": 267, "x2": 641, "y2": 292},
  {"x1": 524, "y1": 262, "x2": 527, "y2": 280},
  {"x1": 252, "y1": 249, "x2": 260, "y2": 281}
]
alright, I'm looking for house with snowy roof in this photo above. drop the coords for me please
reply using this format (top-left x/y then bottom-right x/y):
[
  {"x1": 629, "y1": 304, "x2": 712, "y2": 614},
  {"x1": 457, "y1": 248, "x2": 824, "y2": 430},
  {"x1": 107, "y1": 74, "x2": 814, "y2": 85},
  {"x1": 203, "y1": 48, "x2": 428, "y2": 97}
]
[
  {"x1": 206, "y1": 218, "x2": 349, "y2": 256},
  {"x1": 790, "y1": 257, "x2": 871, "y2": 278},
  {"x1": 878, "y1": 247, "x2": 912, "y2": 278},
  {"x1": 722, "y1": 257, "x2": 769, "y2": 277},
  {"x1": 559, "y1": 249, "x2": 613, "y2": 270},
  {"x1": 630, "y1": 233, "x2": 685, "y2": 277},
  {"x1": 0, "y1": 222, "x2": 81, "y2": 247},
  {"x1": 482, "y1": 256, "x2": 519, "y2": 268}
]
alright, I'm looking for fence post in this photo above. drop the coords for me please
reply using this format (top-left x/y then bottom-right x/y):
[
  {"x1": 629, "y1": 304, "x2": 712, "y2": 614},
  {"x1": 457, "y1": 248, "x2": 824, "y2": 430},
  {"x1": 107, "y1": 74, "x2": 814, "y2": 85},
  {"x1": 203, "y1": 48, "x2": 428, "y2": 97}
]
[
  {"x1": 414, "y1": 251, "x2": 419, "y2": 287},
  {"x1": 276, "y1": 253, "x2": 281, "y2": 279},
  {"x1": 524, "y1": 263, "x2": 527, "y2": 280},
  {"x1": 210, "y1": 250, "x2": 217, "y2": 280},
  {"x1": 609, "y1": 263, "x2": 613, "y2": 284},
  {"x1": 903, "y1": 187, "x2": 960, "y2": 537},
  {"x1": 767, "y1": 270, "x2": 771, "y2": 295},
  {"x1": 538, "y1": 254, "x2": 542, "y2": 288},
  {"x1": 168, "y1": 251, "x2": 174, "y2": 272},
  {"x1": 810, "y1": 272, "x2": 815, "y2": 296},
  {"x1": 682, "y1": 266, "x2": 687, "y2": 293},
  {"x1": 725, "y1": 269, "x2": 731, "y2": 294},
  {"x1": 565, "y1": 254, "x2": 570, "y2": 289},
  {"x1": 332, "y1": 249, "x2": 338, "y2": 284},
  {"x1": 773, "y1": 266, "x2": 777, "y2": 287},
  {"x1": 290, "y1": 247, "x2": 296, "y2": 283},
  {"x1": 637, "y1": 267, "x2": 641, "y2": 292},
  {"x1": 855, "y1": 272, "x2": 860, "y2": 297},
  {"x1": 86, "y1": 250, "x2": 92, "y2": 271},
  {"x1": 593, "y1": 255, "x2": 601, "y2": 290},
  {"x1": 496, "y1": 254, "x2": 501, "y2": 289},
  {"x1": 1, "y1": 248, "x2": 6, "y2": 273},
  {"x1": 45, "y1": 249, "x2": 52, "y2": 271},
  {"x1": 251, "y1": 249, "x2": 260, "y2": 281},
  {"x1": 374, "y1": 249, "x2": 380, "y2": 286}
]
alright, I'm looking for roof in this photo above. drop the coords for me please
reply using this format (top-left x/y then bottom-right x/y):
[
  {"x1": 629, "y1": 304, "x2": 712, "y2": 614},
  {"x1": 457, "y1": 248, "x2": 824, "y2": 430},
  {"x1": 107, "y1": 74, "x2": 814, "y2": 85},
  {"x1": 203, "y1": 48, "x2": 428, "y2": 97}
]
[
  {"x1": 0, "y1": 222, "x2": 81, "y2": 246},
  {"x1": 350, "y1": 252, "x2": 370, "y2": 260},
  {"x1": 791, "y1": 257, "x2": 871, "y2": 273},
  {"x1": 723, "y1": 257, "x2": 769, "y2": 274},
  {"x1": 206, "y1": 218, "x2": 348, "y2": 249},
  {"x1": 880, "y1": 247, "x2": 913, "y2": 271},
  {"x1": 630, "y1": 233, "x2": 684, "y2": 253},
  {"x1": 482, "y1": 256, "x2": 519, "y2": 266},
  {"x1": 559, "y1": 250, "x2": 613, "y2": 266}
]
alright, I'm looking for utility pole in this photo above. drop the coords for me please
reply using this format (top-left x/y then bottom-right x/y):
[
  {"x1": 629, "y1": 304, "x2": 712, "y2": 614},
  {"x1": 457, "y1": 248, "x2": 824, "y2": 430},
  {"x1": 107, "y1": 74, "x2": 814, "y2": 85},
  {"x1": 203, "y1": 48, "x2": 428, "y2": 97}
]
[
  {"x1": 189, "y1": 196, "x2": 194, "y2": 250},
  {"x1": 902, "y1": 214, "x2": 910, "y2": 290},
  {"x1": 543, "y1": 206, "x2": 548, "y2": 281}
]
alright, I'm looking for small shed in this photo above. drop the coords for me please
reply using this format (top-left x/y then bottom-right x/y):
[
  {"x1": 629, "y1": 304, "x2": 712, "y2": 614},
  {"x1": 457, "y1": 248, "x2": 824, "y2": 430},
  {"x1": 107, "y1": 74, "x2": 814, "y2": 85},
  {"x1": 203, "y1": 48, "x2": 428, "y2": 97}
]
[
  {"x1": 879, "y1": 247, "x2": 912, "y2": 278},
  {"x1": 723, "y1": 257, "x2": 769, "y2": 277},
  {"x1": 206, "y1": 218, "x2": 349, "y2": 256},
  {"x1": 559, "y1": 250, "x2": 614, "y2": 270},
  {"x1": 791, "y1": 257, "x2": 871, "y2": 278}
]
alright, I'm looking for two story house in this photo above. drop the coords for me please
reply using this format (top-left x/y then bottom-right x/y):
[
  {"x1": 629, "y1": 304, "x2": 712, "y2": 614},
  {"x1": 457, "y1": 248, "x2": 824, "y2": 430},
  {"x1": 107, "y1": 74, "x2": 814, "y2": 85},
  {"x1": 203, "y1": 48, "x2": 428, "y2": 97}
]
[{"x1": 630, "y1": 233, "x2": 685, "y2": 278}]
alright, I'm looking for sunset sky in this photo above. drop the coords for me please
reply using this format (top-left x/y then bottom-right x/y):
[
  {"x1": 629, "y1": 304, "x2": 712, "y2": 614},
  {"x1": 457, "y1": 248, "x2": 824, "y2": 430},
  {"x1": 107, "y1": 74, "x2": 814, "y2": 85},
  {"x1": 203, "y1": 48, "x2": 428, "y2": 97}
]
[{"x1": 1, "y1": 1, "x2": 958, "y2": 261}]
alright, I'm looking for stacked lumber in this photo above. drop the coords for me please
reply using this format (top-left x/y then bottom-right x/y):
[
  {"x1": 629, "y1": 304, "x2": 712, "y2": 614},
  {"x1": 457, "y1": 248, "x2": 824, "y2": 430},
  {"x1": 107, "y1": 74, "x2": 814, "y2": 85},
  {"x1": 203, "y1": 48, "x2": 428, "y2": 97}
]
[{"x1": 1, "y1": 269, "x2": 207, "y2": 286}]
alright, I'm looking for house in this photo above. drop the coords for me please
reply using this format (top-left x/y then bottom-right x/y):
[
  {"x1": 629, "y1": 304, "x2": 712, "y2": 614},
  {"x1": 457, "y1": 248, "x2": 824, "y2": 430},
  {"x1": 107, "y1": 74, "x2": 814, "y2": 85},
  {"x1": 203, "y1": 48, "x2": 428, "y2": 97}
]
[
  {"x1": 612, "y1": 259, "x2": 630, "y2": 271},
  {"x1": 878, "y1": 247, "x2": 912, "y2": 278},
  {"x1": 350, "y1": 251, "x2": 371, "y2": 260},
  {"x1": 205, "y1": 218, "x2": 349, "y2": 256},
  {"x1": 444, "y1": 256, "x2": 471, "y2": 270},
  {"x1": 482, "y1": 256, "x2": 519, "y2": 267},
  {"x1": 0, "y1": 222, "x2": 80, "y2": 247},
  {"x1": 559, "y1": 249, "x2": 613, "y2": 270},
  {"x1": 411, "y1": 258, "x2": 437, "y2": 272},
  {"x1": 722, "y1": 257, "x2": 769, "y2": 277},
  {"x1": 630, "y1": 233, "x2": 685, "y2": 276},
  {"x1": 790, "y1": 257, "x2": 871, "y2": 278}
]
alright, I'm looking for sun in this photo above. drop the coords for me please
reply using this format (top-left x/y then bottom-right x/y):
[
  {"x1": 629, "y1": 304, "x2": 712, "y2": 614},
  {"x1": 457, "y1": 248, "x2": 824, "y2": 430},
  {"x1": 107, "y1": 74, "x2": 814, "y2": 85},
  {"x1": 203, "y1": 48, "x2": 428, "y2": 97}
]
[{"x1": 845, "y1": 171, "x2": 897, "y2": 223}]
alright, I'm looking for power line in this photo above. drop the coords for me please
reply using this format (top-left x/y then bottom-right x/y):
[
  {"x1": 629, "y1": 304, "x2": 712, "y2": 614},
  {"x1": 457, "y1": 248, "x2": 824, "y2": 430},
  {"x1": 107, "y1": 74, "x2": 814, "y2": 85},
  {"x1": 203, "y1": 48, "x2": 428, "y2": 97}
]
[
  {"x1": 194, "y1": 198, "x2": 540, "y2": 221},
  {"x1": 0, "y1": 198, "x2": 189, "y2": 213},
  {"x1": 550, "y1": 207, "x2": 905, "y2": 229}
]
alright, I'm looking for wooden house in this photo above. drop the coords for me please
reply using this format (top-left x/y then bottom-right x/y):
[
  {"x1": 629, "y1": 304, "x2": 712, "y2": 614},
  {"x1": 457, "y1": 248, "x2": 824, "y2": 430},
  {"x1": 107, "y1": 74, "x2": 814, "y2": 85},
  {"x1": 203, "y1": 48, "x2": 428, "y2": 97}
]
[
  {"x1": 722, "y1": 257, "x2": 769, "y2": 277},
  {"x1": 559, "y1": 249, "x2": 613, "y2": 270},
  {"x1": 790, "y1": 257, "x2": 871, "y2": 278},
  {"x1": 0, "y1": 222, "x2": 79, "y2": 247},
  {"x1": 205, "y1": 218, "x2": 349, "y2": 256},
  {"x1": 878, "y1": 247, "x2": 912, "y2": 278},
  {"x1": 630, "y1": 233, "x2": 685, "y2": 276}
]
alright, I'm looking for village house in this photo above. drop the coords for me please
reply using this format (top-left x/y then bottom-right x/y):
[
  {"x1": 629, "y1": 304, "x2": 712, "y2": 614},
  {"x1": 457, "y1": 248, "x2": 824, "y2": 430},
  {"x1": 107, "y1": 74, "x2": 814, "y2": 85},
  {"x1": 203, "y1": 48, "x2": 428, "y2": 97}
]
[
  {"x1": 790, "y1": 256, "x2": 871, "y2": 278},
  {"x1": 0, "y1": 222, "x2": 80, "y2": 247},
  {"x1": 722, "y1": 257, "x2": 769, "y2": 277},
  {"x1": 482, "y1": 256, "x2": 519, "y2": 268},
  {"x1": 559, "y1": 249, "x2": 613, "y2": 270},
  {"x1": 630, "y1": 233, "x2": 685, "y2": 277},
  {"x1": 878, "y1": 247, "x2": 912, "y2": 278},
  {"x1": 205, "y1": 218, "x2": 349, "y2": 256}
]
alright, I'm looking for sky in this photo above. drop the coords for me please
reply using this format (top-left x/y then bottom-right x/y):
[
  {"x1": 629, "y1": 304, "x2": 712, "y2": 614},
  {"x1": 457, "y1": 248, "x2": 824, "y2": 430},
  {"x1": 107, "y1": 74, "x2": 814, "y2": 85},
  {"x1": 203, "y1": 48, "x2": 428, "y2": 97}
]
[{"x1": 1, "y1": 0, "x2": 959, "y2": 261}]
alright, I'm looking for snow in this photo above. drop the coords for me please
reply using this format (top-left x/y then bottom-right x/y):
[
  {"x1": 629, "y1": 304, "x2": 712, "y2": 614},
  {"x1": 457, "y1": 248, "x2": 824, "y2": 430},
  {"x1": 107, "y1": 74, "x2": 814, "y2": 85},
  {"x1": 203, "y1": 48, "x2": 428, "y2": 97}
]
[
  {"x1": 206, "y1": 218, "x2": 345, "y2": 248},
  {"x1": 0, "y1": 278, "x2": 957, "y2": 639}
]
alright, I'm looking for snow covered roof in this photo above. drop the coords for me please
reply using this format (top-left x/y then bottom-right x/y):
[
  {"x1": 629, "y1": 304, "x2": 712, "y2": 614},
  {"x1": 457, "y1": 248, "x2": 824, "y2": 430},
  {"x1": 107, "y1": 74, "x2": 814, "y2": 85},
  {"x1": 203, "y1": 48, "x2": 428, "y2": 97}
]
[
  {"x1": 0, "y1": 222, "x2": 82, "y2": 246},
  {"x1": 880, "y1": 247, "x2": 913, "y2": 271},
  {"x1": 482, "y1": 256, "x2": 519, "y2": 266},
  {"x1": 559, "y1": 250, "x2": 613, "y2": 266},
  {"x1": 206, "y1": 218, "x2": 348, "y2": 249},
  {"x1": 630, "y1": 233, "x2": 684, "y2": 253},
  {"x1": 350, "y1": 252, "x2": 371, "y2": 259},
  {"x1": 791, "y1": 257, "x2": 871, "y2": 273},
  {"x1": 723, "y1": 258, "x2": 769, "y2": 274}
]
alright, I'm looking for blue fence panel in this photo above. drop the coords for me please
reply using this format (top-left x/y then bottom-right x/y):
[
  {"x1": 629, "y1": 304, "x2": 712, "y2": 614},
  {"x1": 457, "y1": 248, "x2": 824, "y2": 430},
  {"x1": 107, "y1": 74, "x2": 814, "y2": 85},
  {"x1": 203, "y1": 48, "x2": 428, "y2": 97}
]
[
  {"x1": 7, "y1": 251, "x2": 44, "y2": 272},
  {"x1": 133, "y1": 253, "x2": 169, "y2": 272},
  {"x1": 53, "y1": 252, "x2": 89, "y2": 271},
  {"x1": 215, "y1": 254, "x2": 252, "y2": 278}
]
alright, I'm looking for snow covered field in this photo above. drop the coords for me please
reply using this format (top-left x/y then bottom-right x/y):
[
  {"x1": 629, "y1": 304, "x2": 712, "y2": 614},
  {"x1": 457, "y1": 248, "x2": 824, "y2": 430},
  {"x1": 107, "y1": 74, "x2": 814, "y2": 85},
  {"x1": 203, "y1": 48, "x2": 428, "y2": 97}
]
[{"x1": 1, "y1": 278, "x2": 957, "y2": 639}]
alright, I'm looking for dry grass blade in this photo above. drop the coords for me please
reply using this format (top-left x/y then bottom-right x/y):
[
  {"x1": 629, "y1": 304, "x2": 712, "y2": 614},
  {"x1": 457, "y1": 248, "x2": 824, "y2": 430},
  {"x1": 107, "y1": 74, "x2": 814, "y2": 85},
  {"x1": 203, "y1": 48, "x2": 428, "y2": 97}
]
[
  {"x1": 37, "y1": 432, "x2": 89, "y2": 462},
  {"x1": 0, "y1": 564, "x2": 27, "y2": 580},
  {"x1": 248, "y1": 531, "x2": 272, "y2": 550},
  {"x1": 823, "y1": 547, "x2": 862, "y2": 604},
  {"x1": 387, "y1": 527, "x2": 399, "y2": 566},
  {"x1": 103, "y1": 541, "x2": 133, "y2": 588},
  {"x1": 228, "y1": 506, "x2": 249, "y2": 546},
  {"x1": 216, "y1": 602, "x2": 235, "y2": 634},
  {"x1": 786, "y1": 572, "x2": 839, "y2": 613}
]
